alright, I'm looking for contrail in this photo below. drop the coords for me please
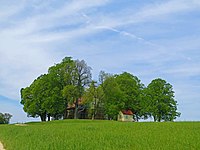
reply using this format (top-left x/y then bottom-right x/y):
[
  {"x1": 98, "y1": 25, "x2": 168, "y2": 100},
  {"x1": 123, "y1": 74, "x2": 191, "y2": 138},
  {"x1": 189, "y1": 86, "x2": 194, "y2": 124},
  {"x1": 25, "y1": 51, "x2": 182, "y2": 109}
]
[
  {"x1": 81, "y1": 13, "x2": 91, "y2": 24},
  {"x1": 95, "y1": 25, "x2": 158, "y2": 47},
  {"x1": 81, "y1": 13, "x2": 158, "y2": 47}
]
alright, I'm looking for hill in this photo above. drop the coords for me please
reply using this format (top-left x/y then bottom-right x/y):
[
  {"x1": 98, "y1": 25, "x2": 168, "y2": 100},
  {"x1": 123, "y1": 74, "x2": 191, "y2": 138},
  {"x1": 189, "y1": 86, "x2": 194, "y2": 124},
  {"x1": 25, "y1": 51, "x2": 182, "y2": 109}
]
[{"x1": 0, "y1": 120, "x2": 199, "y2": 150}]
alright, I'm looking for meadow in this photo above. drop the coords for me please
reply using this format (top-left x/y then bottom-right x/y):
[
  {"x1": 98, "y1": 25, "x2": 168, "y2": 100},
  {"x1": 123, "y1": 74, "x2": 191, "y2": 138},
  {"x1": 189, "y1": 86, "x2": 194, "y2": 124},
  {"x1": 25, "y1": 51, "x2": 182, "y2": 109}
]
[{"x1": 0, "y1": 120, "x2": 199, "y2": 150}]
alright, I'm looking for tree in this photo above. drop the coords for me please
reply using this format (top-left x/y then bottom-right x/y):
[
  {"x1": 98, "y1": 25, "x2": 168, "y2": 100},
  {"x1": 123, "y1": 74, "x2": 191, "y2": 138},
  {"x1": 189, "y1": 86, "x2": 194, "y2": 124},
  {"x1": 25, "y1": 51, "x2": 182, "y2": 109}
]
[
  {"x1": 21, "y1": 57, "x2": 79, "y2": 121},
  {"x1": 0, "y1": 114, "x2": 4, "y2": 124},
  {"x1": 48, "y1": 58, "x2": 92, "y2": 119},
  {"x1": 98, "y1": 72, "x2": 144, "y2": 120},
  {"x1": 20, "y1": 85, "x2": 41, "y2": 120},
  {"x1": 83, "y1": 81, "x2": 104, "y2": 119},
  {"x1": 0, "y1": 113, "x2": 12, "y2": 124},
  {"x1": 21, "y1": 57, "x2": 92, "y2": 121},
  {"x1": 21, "y1": 75, "x2": 50, "y2": 121},
  {"x1": 145, "y1": 78, "x2": 180, "y2": 122},
  {"x1": 62, "y1": 85, "x2": 78, "y2": 118},
  {"x1": 48, "y1": 57, "x2": 76, "y2": 119},
  {"x1": 115, "y1": 72, "x2": 144, "y2": 121},
  {"x1": 98, "y1": 71, "x2": 111, "y2": 86},
  {"x1": 102, "y1": 76, "x2": 125, "y2": 120},
  {"x1": 73, "y1": 59, "x2": 92, "y2": 119},
  {"x1": 139, "y1": 87, "x2": 152, "y2": 120}
]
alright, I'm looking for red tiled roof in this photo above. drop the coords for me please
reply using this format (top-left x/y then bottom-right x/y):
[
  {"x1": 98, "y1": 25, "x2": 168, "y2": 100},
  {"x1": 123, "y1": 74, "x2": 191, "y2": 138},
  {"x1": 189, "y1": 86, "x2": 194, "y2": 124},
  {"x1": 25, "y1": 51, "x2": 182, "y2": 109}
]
[{"x1": 121, "y1": 110, "x2": 133, "y2": 115}]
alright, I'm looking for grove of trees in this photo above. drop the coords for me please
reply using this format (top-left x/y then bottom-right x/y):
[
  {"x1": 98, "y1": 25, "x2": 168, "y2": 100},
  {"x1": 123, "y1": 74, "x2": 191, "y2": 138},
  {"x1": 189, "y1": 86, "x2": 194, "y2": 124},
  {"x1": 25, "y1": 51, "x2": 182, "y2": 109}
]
[{"x1": 21, "y1": 57, "x2": 180, "y2": 122}]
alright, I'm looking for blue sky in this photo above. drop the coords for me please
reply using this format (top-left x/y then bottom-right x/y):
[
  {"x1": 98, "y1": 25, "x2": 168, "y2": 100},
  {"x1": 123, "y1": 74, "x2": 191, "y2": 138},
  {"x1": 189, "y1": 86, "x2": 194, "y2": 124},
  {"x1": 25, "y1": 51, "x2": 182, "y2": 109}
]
[{"x1": 0, "y1": 0, "x2": 200, "y2": 123}]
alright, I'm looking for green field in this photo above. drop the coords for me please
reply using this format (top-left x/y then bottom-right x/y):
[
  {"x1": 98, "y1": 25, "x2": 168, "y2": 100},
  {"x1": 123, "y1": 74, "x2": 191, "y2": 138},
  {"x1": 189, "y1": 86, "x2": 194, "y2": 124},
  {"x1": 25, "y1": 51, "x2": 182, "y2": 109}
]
[{"x1": 0, "y1": 120, "x2": 199, "y2": 150}]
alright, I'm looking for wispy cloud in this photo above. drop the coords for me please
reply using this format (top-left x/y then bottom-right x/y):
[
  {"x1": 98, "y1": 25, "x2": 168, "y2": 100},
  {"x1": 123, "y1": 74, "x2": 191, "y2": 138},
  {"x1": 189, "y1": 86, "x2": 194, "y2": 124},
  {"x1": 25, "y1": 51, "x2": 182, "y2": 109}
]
[{"x1": 0, "y1": 0, "x2": 111, "y2": 99}]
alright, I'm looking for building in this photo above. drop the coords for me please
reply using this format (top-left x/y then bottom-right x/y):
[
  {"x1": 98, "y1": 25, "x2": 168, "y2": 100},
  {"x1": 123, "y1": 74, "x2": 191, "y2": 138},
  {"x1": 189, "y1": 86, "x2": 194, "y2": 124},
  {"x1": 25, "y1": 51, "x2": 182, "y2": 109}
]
[
  {"x1": 66, "y1": 98, "x2": 88, "y2": 119},
  {"x1": 118, "y1": 110, "x2": 134, "y2": 122}
]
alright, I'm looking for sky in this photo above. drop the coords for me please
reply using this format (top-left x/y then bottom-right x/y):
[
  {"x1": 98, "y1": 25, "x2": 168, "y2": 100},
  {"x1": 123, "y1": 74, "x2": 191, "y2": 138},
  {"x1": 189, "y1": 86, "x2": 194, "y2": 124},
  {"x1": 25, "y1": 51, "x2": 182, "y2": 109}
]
[{"x1": 0, "y1": 0, "x2": 200, "y2": 123}]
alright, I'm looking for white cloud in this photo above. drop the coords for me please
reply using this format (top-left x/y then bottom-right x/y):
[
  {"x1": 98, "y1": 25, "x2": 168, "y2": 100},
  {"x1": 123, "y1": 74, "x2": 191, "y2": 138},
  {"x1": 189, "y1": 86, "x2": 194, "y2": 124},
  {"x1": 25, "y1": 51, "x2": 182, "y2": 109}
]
[
  {"x1": 0, "y1": 0, "x2": 112, "y2": 99},
  {"x1": 121, "y1": 0, "x2": 200, "y2": 25}
]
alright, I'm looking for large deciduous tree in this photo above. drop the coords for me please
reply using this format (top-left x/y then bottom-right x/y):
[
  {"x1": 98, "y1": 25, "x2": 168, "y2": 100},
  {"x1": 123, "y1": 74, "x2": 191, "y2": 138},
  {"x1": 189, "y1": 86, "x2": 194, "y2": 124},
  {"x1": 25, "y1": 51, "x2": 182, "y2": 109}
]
[
  {"x1": 115, "y1": 72, "x2": 144, "y2": 121},
  {"x1": 103, "y1": 76, "x2": 125, "y2": 120},
  {"x1": 21, "y1": 57, "x2": 75, "y2": 121},
  {"x1": 145, "y1": 78, "x2": 180, "y2": 122},
  {"x1": 48, "y1": 57, "x2": 76, "y2": 119},
  {"x1": 20, "y1": 77, "x2": 46, "y2": 121},
  {"x1": 21, "y1": 74, "x2": 64, "y2": 121},
  {"x1": 100, "y1": 72, "x2": 145, "y2": 121},
  {"x1": 73, "y1": 59, "x2": 92, "y2": 119},
  {"x1": 21, "y1": 57, "x2": 92, "y2": 121}
]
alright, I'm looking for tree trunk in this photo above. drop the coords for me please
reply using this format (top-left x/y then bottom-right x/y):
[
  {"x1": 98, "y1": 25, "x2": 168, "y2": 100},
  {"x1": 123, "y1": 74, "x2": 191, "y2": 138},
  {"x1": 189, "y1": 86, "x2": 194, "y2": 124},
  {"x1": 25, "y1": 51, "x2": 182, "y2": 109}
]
[
  {"x1": 135, "y1": 115, "x2": 139, "y2": 122},
  {"x1": 63, "y1": 103, "x2": 68, "y2": 119},
  {"x1": 63, "y1": 100, "x2": 68, "y2": 119},
  {"x1": 74, "y1": 107, "x2": 78, "y2": 119},
  {"x1": 74, "y1": 99, "x2": 79, "y2": 119},
  {"x1": 92, "y1": 110, "x2": 95, "y2": 120},
  {"x1": 47, "y1": 114, "x2": 51, "y2": 121},
  {"x1": 153, "y1": 116, "x2": 156, "y2": 122},
  {"x1": 158, "y1": 117, "x2": 161, "y2": 122},
  {"x1": 92, "y1": 105, "x2": 95, "y2": 120},
  {"x1": 40, "y1": 114, "x2": 46, "y2": 122},
  {"x1": 63, "y1": 109, "x2": 68, "y2": 119}
]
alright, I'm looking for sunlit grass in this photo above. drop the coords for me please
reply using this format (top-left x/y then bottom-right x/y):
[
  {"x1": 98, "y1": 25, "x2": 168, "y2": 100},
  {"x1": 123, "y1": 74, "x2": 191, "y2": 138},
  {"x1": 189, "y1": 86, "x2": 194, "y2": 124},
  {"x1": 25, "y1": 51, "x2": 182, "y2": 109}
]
[{"x1": 0, "y1": 120, "x2": 199, "y2": 150}]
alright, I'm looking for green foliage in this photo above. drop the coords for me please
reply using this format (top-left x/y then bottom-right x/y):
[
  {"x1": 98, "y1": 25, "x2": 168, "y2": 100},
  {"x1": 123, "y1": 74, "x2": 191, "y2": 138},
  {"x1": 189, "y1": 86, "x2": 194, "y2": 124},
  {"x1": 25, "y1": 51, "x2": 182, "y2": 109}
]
[
  {"x1": 144, "y1": 78, "x2": 181, "y2": 122},
  {"x1": 0, "y1": 120, "x2": 200, "y2": 150},
  {"x1": 20, "y1": 74, "x2": 61, "y2": 121},
  {"x1": 83, "y1": 81, "x2": 104, "y2": 119},
  {"x1": 115, "y1": 72, "x2": 144, "y2": 120},
  {"x1": 101, "y1": 72, "x2": 145, "y2": 121},
  {"x1": 103, "y1": 76, "x2": 125, "y2": 120},
  {"x1": 62, "y1": 85, "x2": 78, "y2": 104},
  {"x1": 21, "y1": 57, "x2": 92, "y2": 121},
  {"x1": 20, "y1": 57, "x2": 180, "y2": 122},
  {"x1": 21, "y1": 57, "x2": 77, "y2": 121},
  {"x1": 0, "y1": 113, "x2": 12, "y2": 124}
]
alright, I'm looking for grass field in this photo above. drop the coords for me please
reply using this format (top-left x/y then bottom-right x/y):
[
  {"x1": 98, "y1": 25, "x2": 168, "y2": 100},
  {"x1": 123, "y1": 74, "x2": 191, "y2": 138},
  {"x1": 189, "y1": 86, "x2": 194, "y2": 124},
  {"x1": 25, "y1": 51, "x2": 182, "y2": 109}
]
[{"x1": 0, "y1": 120, "x2": 199, "y2": 150}]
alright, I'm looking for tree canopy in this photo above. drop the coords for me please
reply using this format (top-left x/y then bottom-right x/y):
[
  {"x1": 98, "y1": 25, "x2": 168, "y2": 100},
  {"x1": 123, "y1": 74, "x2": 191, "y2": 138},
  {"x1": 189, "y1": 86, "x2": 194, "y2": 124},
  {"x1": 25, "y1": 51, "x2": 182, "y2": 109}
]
[
  {"x1": 21, "y1": 57, "x2": 92, "y2": 121},
  {"x1": 21, "y1": 57, "x2": 180, "y2": 122},
  {"x1": 143, "y1": 78, "x2": 181, "y2": 122}
]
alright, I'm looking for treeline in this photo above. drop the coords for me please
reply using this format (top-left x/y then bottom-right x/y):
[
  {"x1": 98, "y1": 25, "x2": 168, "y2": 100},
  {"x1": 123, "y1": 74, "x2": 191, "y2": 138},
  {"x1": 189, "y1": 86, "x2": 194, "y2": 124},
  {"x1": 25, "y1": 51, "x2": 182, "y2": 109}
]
[
  {"x1": 20, "y1": 57, "x2": 180, "y2": 122},
  {"x1": 0, "y1": 113, "x2": 12, "y2": 124}
]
